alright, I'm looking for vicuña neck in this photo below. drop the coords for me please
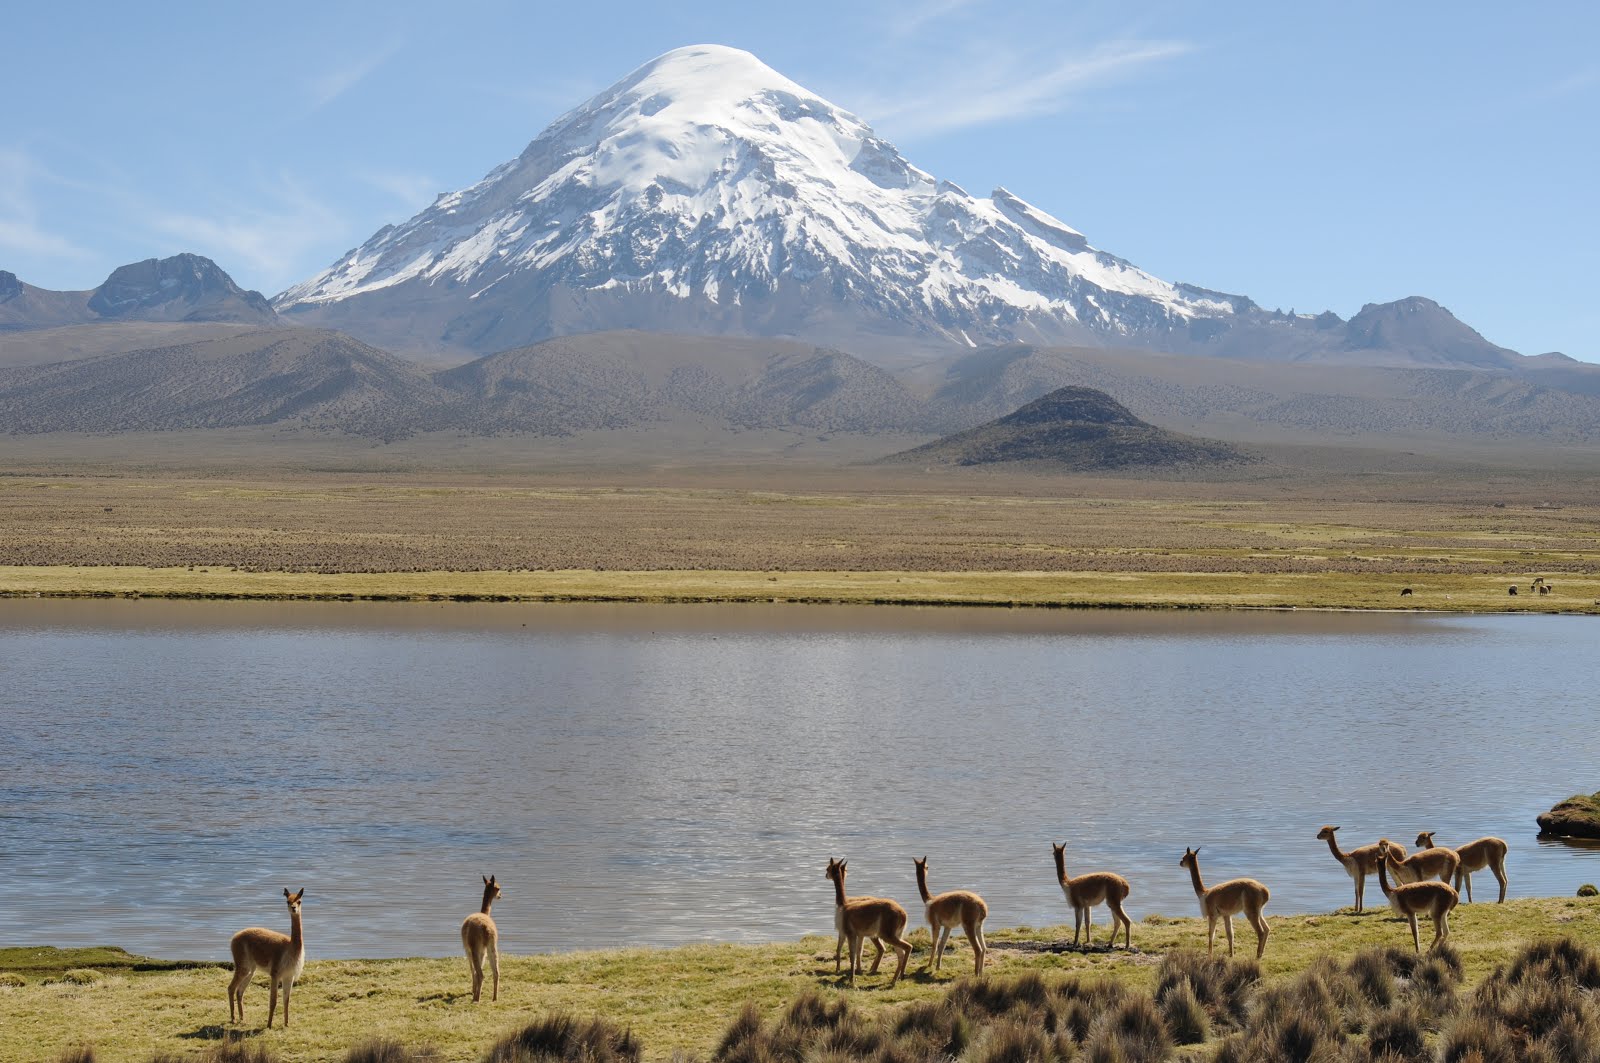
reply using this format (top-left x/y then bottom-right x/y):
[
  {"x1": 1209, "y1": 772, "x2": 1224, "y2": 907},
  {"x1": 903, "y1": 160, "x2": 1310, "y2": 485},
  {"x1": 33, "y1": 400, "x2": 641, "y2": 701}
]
[
  {"x1": 1375, "y1": 854, "x2": 1395, "y2": 898},
  {"x1": 289, "y1": 907, "x2": 303, "y2": 948},
  {"x1": 1054, "y1": 848, "x2": 1069, "y2": 886},
  {"x1": 830, "y1": 871, "x2": 847, "y2": 909},
  {"x1": 481, "y1": 886, "x2": 496, "y2": 916},
  {"x1": 1184, "y1": 857, "x2": 1207, "y2": 899},
  {"x1": 1323, "y1": 833, "x2": 1348, "y2": 863}
]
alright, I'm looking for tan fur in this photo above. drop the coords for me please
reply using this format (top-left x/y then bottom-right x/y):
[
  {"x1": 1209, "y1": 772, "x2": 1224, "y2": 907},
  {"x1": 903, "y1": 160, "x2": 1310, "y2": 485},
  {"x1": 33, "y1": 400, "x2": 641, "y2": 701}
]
[
  {"x1": 1377, "y1": 840, "x2": 1459, "y2": 951},
  {"x1": 1415, "y1": 832, "x2": 1508, "y2": 903},
  {"x1": 913, "y1": 856, "x2": 988, "y2": 976},
  {"x1": 1316, "y1": 826, "x2": 1407, "y2": 912},
  {"x1": 825, "y1": 858, "x2": 912, "y2": 986},
  {"x1": 228, "y1": 888, "x2": 305, "y2": 1028},
  {"x1": 1179, "y1": 847, "x2": 1270, "y2": 959},
  {"x1": 1385, "y1": 842, "x2": 1461, "y2": 887},
  {"x1": 1052, "y1": 842, "x2": 1132, "y2": 949},
  {"x1": 461, "y1": 874, "x2": 502, "y2": 1002}
]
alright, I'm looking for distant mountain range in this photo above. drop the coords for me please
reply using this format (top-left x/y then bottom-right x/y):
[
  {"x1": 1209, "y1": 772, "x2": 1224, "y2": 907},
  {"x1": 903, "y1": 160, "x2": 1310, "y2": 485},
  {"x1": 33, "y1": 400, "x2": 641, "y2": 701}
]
[
  {"x1": 3, "y1": 325, "x2": 1599, "y2": 450},
  {"x1": 0, "y1": 254, "x2": 277, "y2": 331},
  {"x1": 1, "y1": 44, "x2": 1596, "y2": 459},
  {"x1": 266, "y1": 45, "x2": 1574, "y2": 370}
]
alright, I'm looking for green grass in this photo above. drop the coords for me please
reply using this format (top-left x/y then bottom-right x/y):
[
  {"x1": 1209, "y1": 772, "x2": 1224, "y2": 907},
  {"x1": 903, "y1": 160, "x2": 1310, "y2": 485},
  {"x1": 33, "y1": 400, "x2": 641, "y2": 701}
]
[{"x1": 4, "y1": 898, "x2": 1598, "y2": 1062}]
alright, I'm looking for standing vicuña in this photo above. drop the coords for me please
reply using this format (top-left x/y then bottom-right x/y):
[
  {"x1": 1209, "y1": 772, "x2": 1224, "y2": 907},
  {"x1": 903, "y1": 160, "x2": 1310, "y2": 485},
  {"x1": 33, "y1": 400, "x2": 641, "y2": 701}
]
[
  {"x1": 1415, "y1": 832, "x2": 1508, "y2": 904},
  {"x1": 1385, "y1": 839, "x2": 1461, "y2": 887},
  {"x1": 1377, "y1": 840, "x2": 1458, "y2": 951},
  {"x1": 1053, "y1": 842, "x2": 1132, "y2": 949},
  {"x1": 824, "y1": 858, "x2": 912, "y2": 986},
  {"x1": 1316, "y1": 826, "x2": 1406, "y2": 913},
  {"x1": 913, "y1": 856, "x2": 988, "y2": 976},
  {"x1": 462, "y1": 874, "x2": 502, "y2": 1003},
  {"x1": 228, "y1": 888, "x2": 306, "y2": 1028},
  {"x1": 1179, "y1": 847, "x2": 1270, "y2": 959}
]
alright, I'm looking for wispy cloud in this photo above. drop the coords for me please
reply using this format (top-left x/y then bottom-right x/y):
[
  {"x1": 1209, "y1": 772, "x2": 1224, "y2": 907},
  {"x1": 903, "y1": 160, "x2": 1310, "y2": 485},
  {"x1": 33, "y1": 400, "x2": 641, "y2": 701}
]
[
  {"x1": 1532, "y1": 66, "x2": 1599, "y2": 101},
  {"x1": 882, "y1": 0, "x2": 982, "y2": 37},
  {"x1": 859, "y1": 39, "x2": 1195, "y2": 139},
  {"x1": 307, "y1": 39, "x2": 403, "y2": 111},
  {"x1": 0, "y1": 147, "x2": 93, "y2": 262},
  {"x1": 360, "y1": 171, "x2": 440, "y2": 211},
  {"x1": 141, "y1": 174, "x2": 346, "y2": 291}
]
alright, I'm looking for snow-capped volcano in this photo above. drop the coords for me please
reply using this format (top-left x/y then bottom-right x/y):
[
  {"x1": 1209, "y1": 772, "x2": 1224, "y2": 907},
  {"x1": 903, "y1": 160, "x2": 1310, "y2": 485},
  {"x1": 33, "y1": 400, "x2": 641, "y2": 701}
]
[{"x1": 275, "y1": 44, "x2": 1250, "y2": 357}]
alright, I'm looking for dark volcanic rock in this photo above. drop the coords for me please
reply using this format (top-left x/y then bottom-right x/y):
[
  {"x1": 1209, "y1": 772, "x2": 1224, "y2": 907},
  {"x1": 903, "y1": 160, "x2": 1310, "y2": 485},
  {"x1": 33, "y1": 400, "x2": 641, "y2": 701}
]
[
  {"x1": 1537, "y1": 793, "x2": 1600, "y2": 839},
  {"x1": 883, "y1": 385, "x2": 1252, "y2": 471},
  {"x1": 0, "y1": 271, "x2": 21, "y2": 302},
  {"x1": 88, "y1": 253, "x2": 277, "y2": 324}
]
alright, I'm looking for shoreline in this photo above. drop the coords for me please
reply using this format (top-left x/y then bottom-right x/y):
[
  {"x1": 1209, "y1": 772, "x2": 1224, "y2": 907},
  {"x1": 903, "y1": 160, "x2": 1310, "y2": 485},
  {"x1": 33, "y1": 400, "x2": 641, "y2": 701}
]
[
  {"x1": 5, "y1": 900, "x2": 1600, "y2": 1062},
  {"x1": 2, "y1": 565, "x2": 1597, "y2": 614}
]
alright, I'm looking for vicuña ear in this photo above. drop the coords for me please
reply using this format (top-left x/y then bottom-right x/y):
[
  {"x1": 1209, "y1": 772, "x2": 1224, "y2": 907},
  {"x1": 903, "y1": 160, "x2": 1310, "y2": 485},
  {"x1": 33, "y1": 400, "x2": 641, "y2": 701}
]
[
  {"x1": 284, "y1": 888, "x2": 291, "y2": 898},
  {"x1": 293, "y1": 889, "x2": 305, "y2": 901},
  {"x1": 483, "y1": 874, "x2": 490, "y2": 885}
]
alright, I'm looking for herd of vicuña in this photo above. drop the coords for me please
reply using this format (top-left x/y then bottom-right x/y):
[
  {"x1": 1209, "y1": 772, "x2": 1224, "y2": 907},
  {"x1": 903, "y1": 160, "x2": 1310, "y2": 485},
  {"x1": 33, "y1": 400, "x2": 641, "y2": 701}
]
[{"x1": 221, "y1": 827, "x2": 1509, "y2": 1027}]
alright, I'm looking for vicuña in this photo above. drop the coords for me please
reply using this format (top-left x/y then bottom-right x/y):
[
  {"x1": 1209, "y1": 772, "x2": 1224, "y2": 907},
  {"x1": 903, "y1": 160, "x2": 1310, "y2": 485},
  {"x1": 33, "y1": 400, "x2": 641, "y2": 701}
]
[
  {"x1": 1377, "y1": 840, "x2": 1459, "y2": 952},
  {"x1": 1052, "y1": 841, "x2": 1133, "y2": 949},
  {"x1": 824, "y1": 857, "x2": 912, "y2": 986},
  {"x1": 1316, "y1": 825, "x2": 1406, "y2": 912},
  {"x1": 228, "y1": 887, "x2": 306, "y2": 1028},
  {"x1": 1415, "y1": 831, "x2": 1509, "y2": 904},
  {"x1": 1179, "y1": 847, "x2": 1270, "y2": 959},
  {"x1": 912, "y1": 855, "x2": 988, "y2": 976},
  {"x1": 461, "y1": 874, "x2": 503, "y2": 1002}
]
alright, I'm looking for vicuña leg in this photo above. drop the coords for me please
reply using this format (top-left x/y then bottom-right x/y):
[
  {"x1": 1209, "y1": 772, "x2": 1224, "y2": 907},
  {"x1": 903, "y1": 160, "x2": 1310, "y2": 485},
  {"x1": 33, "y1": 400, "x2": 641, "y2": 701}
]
[
  {"x1": 1107, "y1": 896, "x2": 1132, "y2": 949},
  {"x1": 964, "y1": 916, "x2": 985, "y2": 976},
  {"x1": 1247, "y1": 908, "x2": 1270, "y2": 959},
  {"x1": 1223, "y1": 915, "x2": 1235, "y2": 957},
  {"x1": 489, "y1": 942, "x2": 500, "y2": 1002}
]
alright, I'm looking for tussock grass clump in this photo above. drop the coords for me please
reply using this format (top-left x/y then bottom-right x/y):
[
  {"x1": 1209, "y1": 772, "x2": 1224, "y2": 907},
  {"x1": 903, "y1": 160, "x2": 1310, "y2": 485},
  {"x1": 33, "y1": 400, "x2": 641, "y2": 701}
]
[
  {"x1": 143, "y1": 1041, "x2": 281, "y2": 1063},
  {"x1": 970, "y1": 1017, "x2": 1066, "y2": 1063},
  {"x1": 486, "y1": 1014, "x2": 642, "y2": 1063},
  {"x1": 1153, "y1": 950, "x2": 1258, "y2": 1032},
  {"x1": 343, "y1": 1041, "x2": 443, "y2": 1063},
  {"x1": 53, "y1": 968, "x2": 102, "y2": 986},
  {"x1": 1362, "y1": 1005, "x2": 1429, "y2": 1061},
  {"x1": 1082, "y1": 994, "x2": 1170, "y2": 1062},
  {"x1": 1155, "y1": 977, "x2": 1207, "y2": 1045},
  {"x1": 0, "y1": 971, "x2": 25, "y2": 988}
]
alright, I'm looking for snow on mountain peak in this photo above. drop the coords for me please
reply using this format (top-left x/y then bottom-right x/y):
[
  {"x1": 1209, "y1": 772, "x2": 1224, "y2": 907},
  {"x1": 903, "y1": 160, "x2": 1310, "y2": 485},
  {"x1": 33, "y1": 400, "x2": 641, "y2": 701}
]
[{"x1": 275, "y1": 44, "x2": 1244, "y2": 352}]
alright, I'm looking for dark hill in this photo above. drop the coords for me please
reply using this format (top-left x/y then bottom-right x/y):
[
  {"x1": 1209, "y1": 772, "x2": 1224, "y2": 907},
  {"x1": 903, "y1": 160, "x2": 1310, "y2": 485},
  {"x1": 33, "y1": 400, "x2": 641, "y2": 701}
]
[{"x1": 885, "y1": 385, "x2": 1252, "y2": 470}]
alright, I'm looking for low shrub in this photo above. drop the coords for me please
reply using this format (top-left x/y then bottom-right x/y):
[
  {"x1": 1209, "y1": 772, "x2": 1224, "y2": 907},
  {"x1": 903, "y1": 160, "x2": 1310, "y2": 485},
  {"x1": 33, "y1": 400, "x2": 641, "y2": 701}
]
[{"x1": 486, "y1": 1015, "x2": 642, "y2": 1063}]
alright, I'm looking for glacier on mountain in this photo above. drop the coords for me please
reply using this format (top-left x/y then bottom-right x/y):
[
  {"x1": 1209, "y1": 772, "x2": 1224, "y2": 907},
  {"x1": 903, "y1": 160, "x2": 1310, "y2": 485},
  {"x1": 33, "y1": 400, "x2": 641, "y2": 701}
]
[{"x1": 275, "y1": 44, "x2": 1247, "y2": 353}]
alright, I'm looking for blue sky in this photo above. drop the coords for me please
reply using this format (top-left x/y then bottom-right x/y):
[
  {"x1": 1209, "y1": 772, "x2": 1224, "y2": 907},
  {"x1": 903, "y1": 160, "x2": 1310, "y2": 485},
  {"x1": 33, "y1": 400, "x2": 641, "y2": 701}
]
[{"x1": 3, "y1": 1, "x2": 1596, "y2": 359}]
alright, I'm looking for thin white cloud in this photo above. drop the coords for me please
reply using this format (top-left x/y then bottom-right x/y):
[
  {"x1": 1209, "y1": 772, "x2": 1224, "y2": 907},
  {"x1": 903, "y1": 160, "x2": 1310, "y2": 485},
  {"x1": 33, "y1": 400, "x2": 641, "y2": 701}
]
[
  {"x1": 859, "y1": 39, "x2": 1194, "y2": 139},
  {"x1": 359, "y1": 171, "x2": 440, "y2": 212},
  {"x1": 307, "y1": 40, "x2": 403, "y2": 111},
  {"x1": 884, "y1": 0, "x2": 982, "y2": 37},
  {"x1": 0, "y1": 148, "x2": 92, "y2": 262},
  {"x1": 142, "y1": 174, "x2": 346, "y2": 291}
]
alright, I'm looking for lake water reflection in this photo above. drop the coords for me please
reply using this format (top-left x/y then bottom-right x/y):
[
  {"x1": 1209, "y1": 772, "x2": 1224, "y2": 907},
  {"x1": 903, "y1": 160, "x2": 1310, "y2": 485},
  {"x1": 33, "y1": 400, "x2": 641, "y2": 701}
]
[{"x1": 1, "y1": 600, "x2": 1595, "y2": 958}]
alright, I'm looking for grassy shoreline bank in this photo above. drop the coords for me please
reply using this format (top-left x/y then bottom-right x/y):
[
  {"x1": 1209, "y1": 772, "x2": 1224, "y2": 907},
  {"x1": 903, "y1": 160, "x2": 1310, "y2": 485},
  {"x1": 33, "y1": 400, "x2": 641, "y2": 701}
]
[
  {"x1": 5, "y1": 899, "x2": 1598, "y2": 1062},
  {"x1": 2, "y1": 566, "x2": 1598, "y2": 614}
]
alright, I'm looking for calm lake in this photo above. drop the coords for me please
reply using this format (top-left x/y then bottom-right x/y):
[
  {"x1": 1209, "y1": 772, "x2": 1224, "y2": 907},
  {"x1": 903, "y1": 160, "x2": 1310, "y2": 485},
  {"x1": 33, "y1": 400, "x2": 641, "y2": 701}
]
[{"x1": 1, "y1": 600, "x2": 1596, "y2": 959}]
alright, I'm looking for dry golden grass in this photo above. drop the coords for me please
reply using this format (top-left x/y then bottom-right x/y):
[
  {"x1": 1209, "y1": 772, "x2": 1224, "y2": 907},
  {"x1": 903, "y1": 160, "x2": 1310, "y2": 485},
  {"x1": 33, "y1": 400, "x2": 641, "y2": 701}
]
[{"x1": 1, "y1": 470, "x2": 1597, "y2": 609}]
